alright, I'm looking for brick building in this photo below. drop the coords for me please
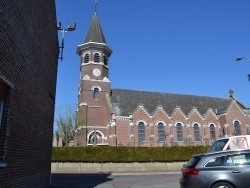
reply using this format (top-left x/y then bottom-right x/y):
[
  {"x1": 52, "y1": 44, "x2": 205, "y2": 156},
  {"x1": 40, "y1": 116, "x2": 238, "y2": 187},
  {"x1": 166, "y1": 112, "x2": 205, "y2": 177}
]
[
  {"x1": 0, "y1": 1, "x2": 58, "y2": 187},
  {"x1": 74, "y1": 11, "x2": 250, "y2": 147}
]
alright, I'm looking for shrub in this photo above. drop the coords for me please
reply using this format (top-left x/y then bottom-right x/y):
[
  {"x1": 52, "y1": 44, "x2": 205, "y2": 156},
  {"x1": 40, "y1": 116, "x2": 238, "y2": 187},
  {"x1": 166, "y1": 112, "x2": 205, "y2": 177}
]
[{"x1": 52, "y1": 145, "x2": 210, "y2": 163}]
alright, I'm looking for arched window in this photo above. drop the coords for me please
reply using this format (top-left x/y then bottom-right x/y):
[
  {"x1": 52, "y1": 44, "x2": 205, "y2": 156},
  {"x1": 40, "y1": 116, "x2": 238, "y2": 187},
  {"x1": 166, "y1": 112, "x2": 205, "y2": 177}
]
[
  {"x1": 138, "y1": 122, "x2": 145, "y2": 143},
  {"x1": 210, "y1": 124, "x2": 216, "y2": 140},
  {"x1": 93, "y1": 88, "x2": 99, "y2": 100},
  {"x1": 84, "y1": 54, "x2": 89, "y2": 63},
  {"x1": 176, "y1": 123, "x2": 183, "y2": 141},
  {"x1": 158, "y1": 122, "x2": 165, "y2": 142},
  {"x1": 87, "y1": 130, "x2": 103, "y2": 145},
  {"x1": 94, "y1": 53, "x2": 100, "y2": 63},
  {"x1": 193, "y1": 123, "x2": 200, "y2": 141},
  {"x1": 234, "y1": 120, "x2": 241, "y2": 135}
]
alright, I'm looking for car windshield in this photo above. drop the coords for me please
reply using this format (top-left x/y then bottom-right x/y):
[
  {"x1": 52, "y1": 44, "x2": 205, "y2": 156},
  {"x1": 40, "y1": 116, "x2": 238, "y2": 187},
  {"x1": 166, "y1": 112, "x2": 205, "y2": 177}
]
[{"x1": 207, "y1": 138, "x2": 229, "y2": 153}]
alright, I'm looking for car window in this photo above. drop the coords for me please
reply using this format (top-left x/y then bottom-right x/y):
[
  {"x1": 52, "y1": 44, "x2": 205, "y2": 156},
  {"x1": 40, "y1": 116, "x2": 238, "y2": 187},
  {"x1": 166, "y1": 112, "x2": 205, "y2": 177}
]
[
  {"x1": 185, "y1": 157, "x2": 201, "y2": 168},
  {"x1": 225, "y1": 153, "x2": 250, "y2": 166},
  {"x1": 208, "y1": 139, "x2": 229, "y2": 153},
  {"x1": 205, "y1": 156, "x2": 225, "y2": 167}
]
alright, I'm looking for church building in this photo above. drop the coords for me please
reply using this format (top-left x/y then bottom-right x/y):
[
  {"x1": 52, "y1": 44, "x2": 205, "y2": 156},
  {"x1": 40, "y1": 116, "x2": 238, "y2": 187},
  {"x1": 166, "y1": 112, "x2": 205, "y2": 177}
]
[{"x1": 74, "y1": 11, "x2": 250, "y2": 147}]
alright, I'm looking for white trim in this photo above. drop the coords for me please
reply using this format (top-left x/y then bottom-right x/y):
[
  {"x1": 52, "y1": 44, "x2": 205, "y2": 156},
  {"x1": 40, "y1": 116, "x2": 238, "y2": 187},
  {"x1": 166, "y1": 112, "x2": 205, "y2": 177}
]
[
  {"x1": 155, "y1": 121, "x2": 166, "y2": 126},
  {"x1": 136, "y1": 120, "x2": 147, "y2": 126},
  {"x1": 233, "y1": 119, "x2": 241, "y2": 125},
  {"x1": 91, "y1": 85, "x2": 102, "y2": 91},
  {"x1": 174, "y1": 122, "x2": 184, "y2": 127},
  {"x1": 191, "y1": 122, "x2": 201, "y2": 127}
]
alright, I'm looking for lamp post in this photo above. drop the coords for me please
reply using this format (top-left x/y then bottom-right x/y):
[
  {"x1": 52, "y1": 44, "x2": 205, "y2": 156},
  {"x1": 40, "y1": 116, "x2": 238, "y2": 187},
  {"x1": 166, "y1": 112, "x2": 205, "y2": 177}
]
[
  {"x1": 235, "y1": 57, "x2": 250, "y2": 81},
  {"x1": 57, "y1": 22, "x2": 76, "y2": 61}
]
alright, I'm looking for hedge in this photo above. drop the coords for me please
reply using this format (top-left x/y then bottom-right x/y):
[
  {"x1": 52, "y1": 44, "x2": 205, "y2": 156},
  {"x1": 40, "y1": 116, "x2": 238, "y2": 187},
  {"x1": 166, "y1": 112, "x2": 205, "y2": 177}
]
[{"x1": 52, "y1": 145, "x2": 210, "y2": 163}]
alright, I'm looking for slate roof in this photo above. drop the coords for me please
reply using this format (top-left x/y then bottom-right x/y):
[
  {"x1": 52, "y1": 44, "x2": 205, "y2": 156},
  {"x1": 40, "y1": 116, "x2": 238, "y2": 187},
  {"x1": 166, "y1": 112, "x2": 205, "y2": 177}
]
[
  {"x1": 110, "y1": 89, "x2": 237, "y2": 117},
  {"x1": 84, "y1": 12, "x2": 107, "y2": 44}
]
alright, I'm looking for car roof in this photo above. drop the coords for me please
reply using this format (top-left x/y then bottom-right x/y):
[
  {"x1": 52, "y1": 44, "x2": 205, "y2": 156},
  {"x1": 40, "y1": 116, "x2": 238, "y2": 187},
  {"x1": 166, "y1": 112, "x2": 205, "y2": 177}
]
[{"x1": 193, "y1": 149, "x2": 250, "y2": 158}]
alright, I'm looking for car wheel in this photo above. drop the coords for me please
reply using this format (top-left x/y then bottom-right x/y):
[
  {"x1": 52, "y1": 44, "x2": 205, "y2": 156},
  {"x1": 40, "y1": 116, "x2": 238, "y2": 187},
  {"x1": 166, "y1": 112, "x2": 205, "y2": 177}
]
[{"x1": 211, "y1": 182, "x2": 234, "y2": 188}]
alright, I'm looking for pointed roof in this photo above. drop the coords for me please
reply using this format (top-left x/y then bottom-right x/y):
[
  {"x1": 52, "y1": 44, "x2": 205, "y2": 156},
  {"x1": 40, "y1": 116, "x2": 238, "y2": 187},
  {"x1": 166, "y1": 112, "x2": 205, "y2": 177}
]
[{"x1": 84, "y1": 12, "x2": 107, "y2": 44}]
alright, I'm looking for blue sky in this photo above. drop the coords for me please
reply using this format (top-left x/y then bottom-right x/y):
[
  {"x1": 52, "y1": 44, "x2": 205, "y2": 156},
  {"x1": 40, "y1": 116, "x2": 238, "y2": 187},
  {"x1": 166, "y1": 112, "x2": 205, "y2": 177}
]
[{"x1": 55, "y1": 0, "x2": 250, "y2": 108}]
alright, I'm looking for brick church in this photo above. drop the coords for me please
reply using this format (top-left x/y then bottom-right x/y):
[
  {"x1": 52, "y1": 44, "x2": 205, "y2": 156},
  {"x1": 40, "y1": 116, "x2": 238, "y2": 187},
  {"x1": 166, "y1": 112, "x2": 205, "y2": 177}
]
[{"x1": 74, "y1": 11, "x2": 250, "y2": 147}]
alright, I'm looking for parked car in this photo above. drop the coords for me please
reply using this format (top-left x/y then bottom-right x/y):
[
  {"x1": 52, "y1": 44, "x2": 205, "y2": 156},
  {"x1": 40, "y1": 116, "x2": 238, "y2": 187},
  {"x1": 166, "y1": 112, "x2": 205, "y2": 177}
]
[
  {"x1": 180, "y1": 149, "x2": 250, "y2": 188},
  {"x1": 207, "y1": 135, "x2": 250, "y2": 153}
]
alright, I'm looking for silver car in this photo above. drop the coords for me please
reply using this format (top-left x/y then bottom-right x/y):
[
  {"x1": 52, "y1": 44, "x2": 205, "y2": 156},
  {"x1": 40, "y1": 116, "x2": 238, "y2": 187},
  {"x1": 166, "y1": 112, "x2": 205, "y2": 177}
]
[{"x1": 180, "y1": 149, "x2": 250, "y2": 188}]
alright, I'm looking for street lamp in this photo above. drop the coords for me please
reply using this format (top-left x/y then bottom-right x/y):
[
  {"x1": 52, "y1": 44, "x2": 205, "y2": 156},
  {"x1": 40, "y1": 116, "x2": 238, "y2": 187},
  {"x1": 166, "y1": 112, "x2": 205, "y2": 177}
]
[
  {"x1": 235, "y1": 56, "x2": 250, "y2": 81},
  {"x1": 57, "y1": 22, "x2": 76, "y2": 61}
]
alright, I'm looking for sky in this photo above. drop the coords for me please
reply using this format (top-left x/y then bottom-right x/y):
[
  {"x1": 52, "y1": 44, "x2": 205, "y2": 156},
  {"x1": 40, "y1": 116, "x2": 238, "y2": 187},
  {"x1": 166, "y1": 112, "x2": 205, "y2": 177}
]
[{"x1": 55, "y1": 0, "x2": 250, "y2": 109}]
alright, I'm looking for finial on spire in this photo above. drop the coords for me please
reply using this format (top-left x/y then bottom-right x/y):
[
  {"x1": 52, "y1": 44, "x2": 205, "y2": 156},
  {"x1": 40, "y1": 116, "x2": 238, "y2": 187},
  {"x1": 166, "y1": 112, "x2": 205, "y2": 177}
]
[
  {"x1": 95, "y1": 0, "x2": 98, "y2": 12},
  {"x1": 229, "y1": 89, "x2": 235, "y2": 99}
]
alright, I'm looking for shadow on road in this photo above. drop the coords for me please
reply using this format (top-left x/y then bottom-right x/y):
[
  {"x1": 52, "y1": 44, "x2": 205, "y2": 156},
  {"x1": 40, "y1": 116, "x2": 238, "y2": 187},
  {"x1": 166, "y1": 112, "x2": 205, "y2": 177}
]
[{"x1": 49, "y1": 173, "x2": 112, "y2": 188}]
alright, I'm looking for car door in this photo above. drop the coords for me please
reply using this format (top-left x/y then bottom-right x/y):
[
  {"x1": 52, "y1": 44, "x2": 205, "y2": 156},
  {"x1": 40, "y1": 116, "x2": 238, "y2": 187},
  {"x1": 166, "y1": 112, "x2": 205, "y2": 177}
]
[{"x1": 224, "y1": 153, "x2": 250, "y2": 188}]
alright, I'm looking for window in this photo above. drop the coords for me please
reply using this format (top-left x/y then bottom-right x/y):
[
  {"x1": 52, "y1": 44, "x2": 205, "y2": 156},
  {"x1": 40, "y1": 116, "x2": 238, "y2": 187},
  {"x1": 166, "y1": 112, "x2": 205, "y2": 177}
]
[
  {"x1": 225, "y1": 153, "x2": 250, "y2": 166},
  {"x1": 210, "y1": 124, "x2": 216, "y2": 140},
  {"x1": 158, "y1": 122, "x2": 165, "y2": 142},
  {"x1": 193, "y1": 123, "x2": 200, "y2": 141},
  {"x1": 205, "y1": 156, "x2": 225, "y2": 167},
  {"x1": 94, "y1": 53, "x2": 100, "y2": 63},
  {"x1": 84, "y1": 54, "x2": 89, "y2": 63},
  {"x1": 138, "y1": 122, "x2": 145, "y2": 143},
  {"x1": 93, "y1": 88, "x2": 99, "y2": 100},
  {"x1": 234, "y1": 120, "x2": 241, "y2": 136},
  {"x1": 176, "y1": 123, "x2": 183, "y2": 141},
  {"x1": 104, "y1": 55, "x2": 108, "y2": 65}
]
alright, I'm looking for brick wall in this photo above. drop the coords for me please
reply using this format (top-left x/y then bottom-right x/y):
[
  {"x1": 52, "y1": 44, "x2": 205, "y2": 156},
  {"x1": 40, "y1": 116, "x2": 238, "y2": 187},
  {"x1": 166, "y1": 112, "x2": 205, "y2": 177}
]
[{"x1": 0, "y1": 1, "x2": 58, "y2": 187}]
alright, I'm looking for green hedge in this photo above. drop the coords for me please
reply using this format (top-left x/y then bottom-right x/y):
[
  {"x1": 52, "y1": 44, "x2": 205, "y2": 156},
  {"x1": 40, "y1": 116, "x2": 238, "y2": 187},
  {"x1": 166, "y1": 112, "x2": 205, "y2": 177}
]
[{"x1": 52, "y1": 145, "x2": 210, "y2": 163}]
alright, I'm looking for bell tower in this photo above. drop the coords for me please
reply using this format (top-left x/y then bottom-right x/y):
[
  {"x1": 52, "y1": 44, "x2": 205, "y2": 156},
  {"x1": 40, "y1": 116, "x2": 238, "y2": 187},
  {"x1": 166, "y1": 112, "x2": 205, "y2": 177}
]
[{"x1": 75, "y1": 11, "x2": 113, "y2": 146}]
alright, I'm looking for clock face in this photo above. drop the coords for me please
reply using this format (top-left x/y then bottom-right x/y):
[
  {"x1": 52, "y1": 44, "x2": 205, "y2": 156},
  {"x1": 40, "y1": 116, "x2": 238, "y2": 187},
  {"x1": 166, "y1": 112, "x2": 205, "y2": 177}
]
[{"x1": 93, "y1": 68, "x2": 101, "y2": 76}]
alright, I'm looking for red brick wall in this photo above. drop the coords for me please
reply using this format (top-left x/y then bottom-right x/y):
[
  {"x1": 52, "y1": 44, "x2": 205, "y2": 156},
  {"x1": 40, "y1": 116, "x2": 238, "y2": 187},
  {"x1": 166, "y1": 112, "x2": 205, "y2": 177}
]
[
  {"x1": 0, "y1": 1, "x2": 58, "y2": 187},
  {"x1": 112, "y1": 102, "x2": 249, "y2": 147}
]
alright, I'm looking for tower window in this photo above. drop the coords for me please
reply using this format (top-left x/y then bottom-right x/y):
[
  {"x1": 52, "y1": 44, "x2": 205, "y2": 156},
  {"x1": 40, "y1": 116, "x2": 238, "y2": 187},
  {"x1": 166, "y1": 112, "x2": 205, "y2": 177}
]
[
  {"x1": 84, "y1": 54, "x2": 89, "y2": 63},
  {"x1": 93, "y1": 88, "x2": 99, "y2": 100},
  {"x1": 94, "y1": 53, "x2": 100, "y2": 63},
  {"x1": 104, "y1": 55, "x2": 108, "y2": 65}
]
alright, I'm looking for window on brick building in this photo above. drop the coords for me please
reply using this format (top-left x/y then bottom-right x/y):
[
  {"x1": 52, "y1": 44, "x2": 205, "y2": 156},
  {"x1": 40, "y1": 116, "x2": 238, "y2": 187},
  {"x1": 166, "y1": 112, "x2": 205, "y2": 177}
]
[
  {"x1": 193, "y1": 123, "x2": 200, "y2": 141},
  {"x1": 93, "y1": 88, "x2": 99, "y2": 100},
  {"x1": 138, "y1": 122, "x2": 145, "y2": 144},
  {"x1": 84, "y1": 54, "x2": 89, "y2": 63},
  {"x1": 94, "y1": 53, "x2": 100, "y2": 63},
  {"x1": 234, "y1": 120, "x2": 241, "y2": 136},
  {"x1": 158, "y1": 122, "x2": 165, "y2": 142},
  {"x1": 176, "y1": 123, "x2": 183, "y2": 141},
  {"x1": 210, "y1": 124, "x2": 216, "y2": 140}
]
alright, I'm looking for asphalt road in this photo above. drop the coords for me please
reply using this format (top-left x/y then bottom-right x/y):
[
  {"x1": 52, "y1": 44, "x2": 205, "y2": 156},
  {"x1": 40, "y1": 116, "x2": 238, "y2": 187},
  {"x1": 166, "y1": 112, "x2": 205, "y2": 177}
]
[{"x1": 49, "y1": 172, "x2": 181, "y2": 188}]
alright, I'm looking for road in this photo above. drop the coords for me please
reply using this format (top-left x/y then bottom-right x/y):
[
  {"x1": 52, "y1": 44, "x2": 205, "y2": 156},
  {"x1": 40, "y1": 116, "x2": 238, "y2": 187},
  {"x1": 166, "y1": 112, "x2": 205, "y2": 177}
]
[{"x1": 50, "y1": 172, "x2": 181, "y2": 188}]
